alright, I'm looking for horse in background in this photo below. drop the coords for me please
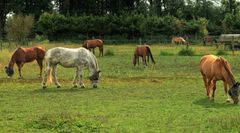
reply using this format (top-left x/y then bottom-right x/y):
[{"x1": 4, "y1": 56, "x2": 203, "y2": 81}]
[
  {"x1": 171, "y1": 37, "x2": 187, "y2": 45},
  {"x1": 83, "y1": 39, "x2": 104, "y2": 57},
  {"x1": 203, "y1": 36, "x2": 217, "y2": 45},
  {"x1": 5, "y1": 46, "x2": 45, "y2": 79},
  {"x1": 133, "y1": 44, "x2": 155, "y2": 66},
  {"x1": 42, "y1": 47, "x2": 101, "y2": 89},
  {"x1": 200, "y1": 55, "x2": 240, "y2": 104}
]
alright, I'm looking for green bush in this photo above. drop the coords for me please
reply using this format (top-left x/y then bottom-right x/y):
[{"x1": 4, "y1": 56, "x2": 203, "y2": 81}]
[
  {"x1": 216, "y1": 49, "x2": 228, "y2": 55},
  {"x1": 104, "y1": 49, "x2": 115, "y2": 56},
  {"x1": 178, "y1": 48, "x2": 195, "y2": 56}
]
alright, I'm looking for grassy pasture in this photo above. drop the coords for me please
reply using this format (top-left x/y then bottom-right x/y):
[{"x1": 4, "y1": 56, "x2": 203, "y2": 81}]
[{"x1": 0, "y1": 43, "x2": 240, "y2": 132}]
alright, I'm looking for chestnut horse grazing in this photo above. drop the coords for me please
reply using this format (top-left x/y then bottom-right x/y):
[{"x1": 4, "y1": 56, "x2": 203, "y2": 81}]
[
  {"x1": 171, "y1": 37, "x2": 186, "y2": 45},
  {"x1": 200, "y1": 55, "x2": 240, "y2": 104},
  {"x1": 5, "y1": 46, "x2": 45, "y2": 79},
  {"x1": 133, "y1": 45, "x2": 155, "y2": 66},
  {"x1": 203, "y1": 36, "x2": 217, "y2": 45},
  {"x1": 83, "y1": 39, "x2": 104, "y2": 57},
  {"x1": 42, "y1": 47, "x2": 101, "y2": 89}
]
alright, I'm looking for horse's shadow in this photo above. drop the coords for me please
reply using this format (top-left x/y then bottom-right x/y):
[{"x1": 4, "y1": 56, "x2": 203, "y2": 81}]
[
  {"x1": 32, "y1": 87, "x2": 96, "y2": 94},
  {"x1": 193, "y1": 98, "x2": 238, "y2": 108}
]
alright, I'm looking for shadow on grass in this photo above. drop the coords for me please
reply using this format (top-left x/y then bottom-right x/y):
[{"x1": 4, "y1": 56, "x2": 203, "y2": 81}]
[
  {"x1": 32, "y1": 87, "x2": 96, "y2": 93},
  {"x1": 193, "y1": 97, "x2": 238, "y2": 108}
]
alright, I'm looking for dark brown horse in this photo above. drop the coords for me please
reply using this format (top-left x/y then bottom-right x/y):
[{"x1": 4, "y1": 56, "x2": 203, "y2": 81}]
[
  {"x1": 203, "y1": 36, "x2": 217, "y2": 45},
  {"x1": 200, "y1": 55, "x2": 240, "y2": 104},
  {"x1": 82, "y1": 39, "x2": 104, "y2": 57},
  {"x1": 5, "y1": 46, "x2": 45, "y2": 79},
  {"x1": 133, "y1": 45, "x2": 155, "y2": 66}
]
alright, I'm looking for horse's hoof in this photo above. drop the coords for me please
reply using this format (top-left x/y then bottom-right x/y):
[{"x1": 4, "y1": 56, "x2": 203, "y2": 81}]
[
  {"x1": 73, "y1": 85, "x2": 77, "y2": 88},
  {"x1": 18, "y1": 77, "x2": 23, "y2": 79},
  {"x1": 226, "y1": 99, "x2": 231, "y2": 103},
  {"x1": 93, "y1": 85, "x2": 97, "y2": 88},
  {"x1": 80, "y1": 84, "x2": 85, "y2": 88},
  {"x1": 57, "y1": 85, "x2": 61, "y2": 88},
  {"x1": 42, "y1": 86, "x2": 47, "y2": 89}
]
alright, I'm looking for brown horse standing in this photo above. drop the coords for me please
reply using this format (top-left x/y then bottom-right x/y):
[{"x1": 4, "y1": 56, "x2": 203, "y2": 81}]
[
  {"x1": 82, "y1": 39, "x2": 104, "y2": 57},
  {"x1": 133, "y1": 45, "x2": 155, "y2": 66},
  {"x1": 200, "y1": 55, "x2": 240, "y2": 104},
  {"x1": 5, "y1": 46, "x2": 45, "y2": 79},
  {"x1": 171, "y1": 37, "x2": 186, "y2": 45}
]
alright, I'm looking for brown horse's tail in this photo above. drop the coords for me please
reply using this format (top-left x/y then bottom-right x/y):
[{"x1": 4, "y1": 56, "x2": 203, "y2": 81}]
[
  {"x1": 146, "y1": 46, "x2": 155, "y2": 64},
  {"x1": 219, "y1": 56, "x2": 236, "y2": 84}
]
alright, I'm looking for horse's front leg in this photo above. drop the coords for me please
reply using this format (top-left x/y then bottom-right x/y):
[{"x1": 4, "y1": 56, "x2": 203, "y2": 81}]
[
  {"x1": 37, "y1": 59, "x2": 43, "y2": 79},
  {"x1": 52, "y1": 65, "x2": 61, "y2": 88},
  {"x1": 17, "y1": 62, "x2": 24, "y2": 79},
  {"x1": 78, "y1": 65, "x2": 85, "y2": 88},
  {"x1": 72, "y1": 67, "x2": 79, "y2": 88},
  {"x1": 224, "y1": 81, "x2": 231, "y2": 102}
]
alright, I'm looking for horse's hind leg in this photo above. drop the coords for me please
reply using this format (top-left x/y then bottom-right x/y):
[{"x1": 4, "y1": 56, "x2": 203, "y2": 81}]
[
  {"x1": 212, "y1": 80, "x2": 216, "y2": 99},
  {"x1": 201, "y1": 72, "x2": 208, "y2": 96},
  {"x1": 42, "y1": 65, "x2": 51, "y2": 88},
  {"x1": 52, "y1": 65, "x2": 61, "y2": 88},
  {"x1": 37, "y1": 59, "x2": 43, "y2": 79},
  {"x1": 207, "y1": 79, "x2": 214, "y2": 100},
  {"x1": 72, "y1": 67, "x2": 79, "y2": 88}
]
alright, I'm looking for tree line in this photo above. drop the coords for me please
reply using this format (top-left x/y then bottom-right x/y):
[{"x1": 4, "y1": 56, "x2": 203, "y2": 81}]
[{"x1": 0, "y1": 0, "x2": 240, "y2": 41}]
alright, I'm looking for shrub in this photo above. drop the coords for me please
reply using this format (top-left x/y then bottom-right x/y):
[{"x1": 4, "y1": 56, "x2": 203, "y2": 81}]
[
  {"x1": 5, "y1": 14, "x2": 34, "y2": 45},
  {"x1": 104, "y1": 49, "x2": 115, "y2": 56},
  {"x1": 178, "y1": 47, "x2": 195, "y2": 56}
]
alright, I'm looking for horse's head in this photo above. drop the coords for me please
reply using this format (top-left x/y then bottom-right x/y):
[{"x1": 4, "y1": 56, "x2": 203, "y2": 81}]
[
  {"x1": 5, "y1": 66, "x2": 14, "y2": 78},
  {"x1": 228, "y1": 82, "x2": 240, "y2": 104},
  {"x1": 89, "y1": 70, "x2": 101, "y2": 88}
]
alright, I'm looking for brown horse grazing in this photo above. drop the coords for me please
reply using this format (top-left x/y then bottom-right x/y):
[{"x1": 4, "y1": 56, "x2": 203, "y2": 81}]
[
  {"x1": 133, "y1": 45, "x2": 155, "y2": 66},
  {"x1": 203, "y1": 36, "x2": 217, "y2": 45},
  {"x1": 82, "y1": 39, "x2": 104, "y2": 57},
  {"x1": 5, "y1": 46, "x2": 45, "y2": 79},
  {"x1": 200, "y1": 55, "x2": 240, "y2": 104},
  {"x1": 171, "y1": 37, "x2": 186, "y2": 45}
]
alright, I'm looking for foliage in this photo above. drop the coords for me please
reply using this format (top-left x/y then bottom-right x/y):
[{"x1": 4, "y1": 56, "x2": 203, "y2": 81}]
[
  {"x1": 37, "y1": 13, "x2": 211, "y2": 40},
  {"x1": 4, "y1": 14, "x2": 34, "y2": 44}
]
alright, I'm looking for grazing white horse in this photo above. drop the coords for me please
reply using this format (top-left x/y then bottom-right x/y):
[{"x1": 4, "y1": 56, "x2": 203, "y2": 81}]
[{"x1": 42, "y1": 47, "x2": 101, "y2": 89}]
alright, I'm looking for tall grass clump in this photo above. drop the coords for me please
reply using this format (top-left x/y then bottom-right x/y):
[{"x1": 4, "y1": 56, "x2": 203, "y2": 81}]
[
  {"x1": 178, "y1": 47, "x2": 195, "y2": 56},
  {"x1": 216, "y1": 49, "x2": 228, "y2": 55},
  {"x1": 160, "y1": 51, "x2": 174, "y2": 56},
  {"x1": 104, "y1": 49, "x2": 115, "y2": 56}
]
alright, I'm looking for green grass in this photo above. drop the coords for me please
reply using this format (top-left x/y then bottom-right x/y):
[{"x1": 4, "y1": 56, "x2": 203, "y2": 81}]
[{"x1": 0, "y1": 43, "x2": 240, "y2": 132}]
